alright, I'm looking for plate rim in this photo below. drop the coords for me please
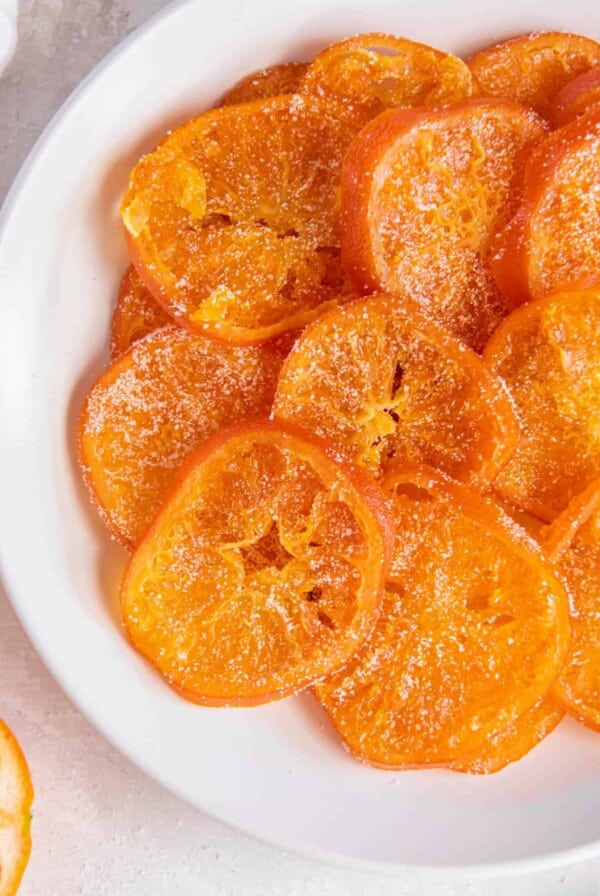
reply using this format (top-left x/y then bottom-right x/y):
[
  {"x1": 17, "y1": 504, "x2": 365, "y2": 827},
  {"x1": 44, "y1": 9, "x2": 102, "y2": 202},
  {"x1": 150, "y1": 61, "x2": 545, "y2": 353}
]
[{"x1": 0, "y1": 0, "x2": 599, "y2": 877}]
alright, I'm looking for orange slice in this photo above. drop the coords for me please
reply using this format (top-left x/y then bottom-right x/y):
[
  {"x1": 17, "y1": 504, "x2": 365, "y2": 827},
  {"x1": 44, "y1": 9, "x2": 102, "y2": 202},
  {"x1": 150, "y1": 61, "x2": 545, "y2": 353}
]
[
  {"x1": 491, "y1": 107, "x2": 600, "y2": 305},
  {"x1": 340, "y1": 100, "x2": 546, "y2": 350},
  {"x1": 468, "y1": 31, "x2": 600, "y2": 120},
  {"x1": 0, "y1": 721, "x2": 33, "y2": 896},
  {"x1": 121, "y1": 96, "x2": 356, "y2": 344},
  {"x1": 121, "y1": 421, "x2": 394, "y2": 705},
  {"x1": 274, "y1": 293, "x2": 519, "y2": 487},
  {"x1": 485, "y1": 286, "x2": 600, "y2": 522},
  {"x1": 79, "y1": 326, "x2": 286, "y2": 548},
  {"x1": 555, "y1": 65, "x2": 600, "y2": 125},
  {"x1": 315, "y1": 466, "x2": 570, "y2": 768},
  {"x1": 450, "y1": 697, "x2": 564, "y2": 774},
  {"x1": 300, "y1": 33, "x2": 474, "y2": 127}
]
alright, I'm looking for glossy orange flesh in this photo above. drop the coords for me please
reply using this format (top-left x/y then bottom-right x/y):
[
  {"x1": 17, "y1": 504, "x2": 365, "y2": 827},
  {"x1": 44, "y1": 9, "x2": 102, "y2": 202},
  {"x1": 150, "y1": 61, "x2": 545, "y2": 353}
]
[
  {"x1": 450, "y1": 697, "x2": 563, "y2": 774},
  {"x1": 300, "y1": 32, "x2": 475, "y2": 127},
  {"x1": 121, "y1": 96, "x2": 357, "y2": 344},
  {"x1": 555, "y1": 65, "x2": 600, "y2": 125}
]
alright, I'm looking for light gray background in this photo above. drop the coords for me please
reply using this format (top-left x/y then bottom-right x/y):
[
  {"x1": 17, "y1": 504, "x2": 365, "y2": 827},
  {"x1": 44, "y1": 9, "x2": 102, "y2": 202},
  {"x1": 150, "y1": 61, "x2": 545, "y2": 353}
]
[{"x1": 0, "y1": 2, "x2": 598, "y2": 893}]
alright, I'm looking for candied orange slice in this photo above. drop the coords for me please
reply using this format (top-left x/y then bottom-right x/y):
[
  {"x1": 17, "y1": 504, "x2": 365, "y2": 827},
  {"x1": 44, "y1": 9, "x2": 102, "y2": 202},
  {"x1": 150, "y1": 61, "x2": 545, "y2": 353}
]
[
  {"x1": 300, "y1": 33, "x2": 474, "y2": 127},
  {"x1": 485, "y1": 286, "x2": 600, "y2": 522},
  {"x1": 543, "y1": 479, "x2": 600, "y2": 731},
  {"x1": 0, "y1": 721, "x2": 33, "y2": 896},
  {"x1": 220, "y1": 62, "x2": 308, "y2": 106},
  {"x1": 110, "y1": 265, "x2": 172, "y2": 358},
  {"x1": 315, "y1": 466, "x2": 570, "y2": 768},
  {"x1": 340, "y1": 100, "x2": 547, "y2": 350},
  {"x1": 468, "y1": 32, "x2": 600, "y2": 120},
  {"x1": 450, "y1": 697, "x2": 563, "y2": 774},
  {"x1": 121, "y1": 96, "x2": 356, "y2": 344},
  {"x1": 491, "y1": 107, "x2": 600, "y2": 305},
  {"x1": 555, "y1": 65, "x2": 600, "y2": 125},
  {"x1": 121, "y1": 421, "x2": 394, "y2": 706},
  {"x1": 273, "y1": 293, "x2": 518, "y2": 487},
  {"x1": 79, "y1": 326, "x2": 286, "y2": 548}
]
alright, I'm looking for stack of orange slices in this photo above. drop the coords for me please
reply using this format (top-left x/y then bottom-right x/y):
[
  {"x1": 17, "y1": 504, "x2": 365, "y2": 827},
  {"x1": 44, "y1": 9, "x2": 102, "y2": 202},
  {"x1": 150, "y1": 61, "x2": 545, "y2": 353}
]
[{"x1": 78, "y1": 29, "x2": 600, "y2": 773}]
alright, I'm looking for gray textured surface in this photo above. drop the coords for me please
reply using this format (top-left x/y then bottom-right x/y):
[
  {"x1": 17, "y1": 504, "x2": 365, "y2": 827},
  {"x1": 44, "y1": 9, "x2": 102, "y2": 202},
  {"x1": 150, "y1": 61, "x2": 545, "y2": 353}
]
[{"x1": 0, "y1": 2, "x2": 598, "y2": 893}]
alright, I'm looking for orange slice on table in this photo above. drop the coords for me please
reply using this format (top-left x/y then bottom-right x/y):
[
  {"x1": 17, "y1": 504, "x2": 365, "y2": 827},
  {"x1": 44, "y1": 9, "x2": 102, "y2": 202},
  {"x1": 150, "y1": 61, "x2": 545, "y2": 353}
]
[
  {"x1": 121, "y1": 421, "x2": 394, "y2": 706},
  {"x1": 0, "y1": 721, "x2": 33, "y2": 896}
]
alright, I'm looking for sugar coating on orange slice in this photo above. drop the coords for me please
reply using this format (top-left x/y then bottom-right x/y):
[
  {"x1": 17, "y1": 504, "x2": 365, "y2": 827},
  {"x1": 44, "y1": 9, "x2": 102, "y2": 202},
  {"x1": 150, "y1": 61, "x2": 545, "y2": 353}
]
[
  {"x1": 491, "y1": 107, "x2": 600, "y2": 305},
  {"x1": 543, "y1": 480, "x2": 600, "y2": 731},
  {"x1": 220, "y1": 62, "x2": 308, "y2": 106},
  {"x1": 121, "y1": 421, "x2": 394, "y2": 706},
  {"x1": 468, "y1": 31, "x2": 600, "y2": 120},
  {"x1": 485, "y1": 286, "x2": 600, "y2": 522},
  {"x1": 121, "y1": 95, "x2": 357, "y2": 344},
  {"x1": 79, "y1": 326, "x2": 286, "y2": 548},
  {"x1": 315, "y1": 466, "x2": 570, "y2": 768},
  {"x1": 340, "y1": 100, "x2": 547, "y2": 350},
  {"x1": 300, "y1": 33, "x2": 475, "y2": 127},
  {"x1": 450, "y1": 696, "x2": 563, "y2": 774},
  {"x1": 274, "y1": 293, "x2": 519, "y2": 488}
]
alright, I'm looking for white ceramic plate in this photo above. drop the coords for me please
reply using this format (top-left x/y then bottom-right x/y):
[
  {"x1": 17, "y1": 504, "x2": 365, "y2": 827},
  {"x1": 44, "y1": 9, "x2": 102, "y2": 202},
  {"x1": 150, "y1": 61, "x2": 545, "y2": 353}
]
[{"x1": 1, "y1": 0, "x2": 600, "y2": 876}]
